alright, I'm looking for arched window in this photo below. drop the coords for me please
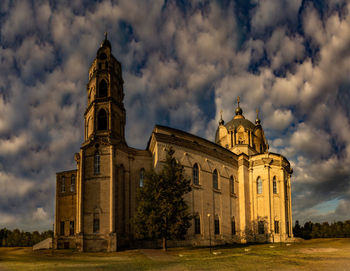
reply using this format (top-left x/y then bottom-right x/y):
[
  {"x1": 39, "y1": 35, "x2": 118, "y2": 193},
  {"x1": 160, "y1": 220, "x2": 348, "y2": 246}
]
[
  {"x1": 213, "y1": 169, "x2": 218, "y2": 189},
  {"x1": 274, "y1": 220, "x2": 279, "y2": 234},
  {"x1": 257, "y1": 177, "x2": 262, "y2": 194},
  {"x1": 273, "y1": 176, "x2": 277, "y2": 194},
  {"x1": 61, "y1": 176, "x2": 65, "y2": 193},
  {"x1": 139, "y1": 168, "x2": 145, "y2": 188},
  {"x1": 193, "y1": 163, "x2": 199, "y2": 185},
  {"x1": 98, "y1": 79, "x2": 108, "y2": 97},
  {"x1": 94, "y1": 152, "x2": 100, "y2": 175},
  {"x1": 230, "y1": 176, "x2": 234, "y2": 194},
  {"x1": 97, "y1": 109, "x2": 107, "y2": 130},
  {"x1": 70, "y1": 175, "x2": 75, "y2": 192},
  {"x1": 231, "y1": 217, "x2": 236, "y2": 235}
]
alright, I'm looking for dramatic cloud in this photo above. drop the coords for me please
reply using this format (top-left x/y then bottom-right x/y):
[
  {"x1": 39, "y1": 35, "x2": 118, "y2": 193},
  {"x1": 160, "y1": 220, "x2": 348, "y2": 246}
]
[{"x1": 1, "y1": 0, "x2": 350, "y2": 230}]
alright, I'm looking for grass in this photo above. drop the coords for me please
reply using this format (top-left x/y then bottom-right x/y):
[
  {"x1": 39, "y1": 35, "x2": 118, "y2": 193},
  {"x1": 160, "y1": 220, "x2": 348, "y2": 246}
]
[{"x1": 1, "y1": 239, "x2": 350, "y2": 270}]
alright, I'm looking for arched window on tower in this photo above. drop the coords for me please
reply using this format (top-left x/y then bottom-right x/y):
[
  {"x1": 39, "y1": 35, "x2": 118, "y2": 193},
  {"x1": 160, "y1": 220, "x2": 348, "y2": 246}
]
[
  {"x1": 257, "y1": 177, "x2": 262, "y2": 194},
  {"x1": 193, "y1": 163, "x2": 199, "y2": 185},
  {"x1": 213, "y1": 169, "x2": 218, "y2": 190},
  {"x1": 97, "y1": 109, "x2": 107, "y2": 130},
  {"x1": 98, "y1": 79, "x2": 108, "y2": 98},
  {"x1": 139, "y1": 168, "x2": 145, "y2": 188},
  {"x1": 94, "y1": 152, "x2": 100, "y2": 175},
  {"x1": 230, "y1": 176, "x2": 234, "y2": 194},
  {"x1": 273, "y1": 176, "x2": 277, "y2": 194}
]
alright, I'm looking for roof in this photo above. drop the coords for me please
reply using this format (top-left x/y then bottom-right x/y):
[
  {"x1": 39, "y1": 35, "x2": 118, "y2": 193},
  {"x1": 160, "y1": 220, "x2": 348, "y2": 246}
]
[{"x1": 147, "y1": 125, "x2": 238, "y2": 164}]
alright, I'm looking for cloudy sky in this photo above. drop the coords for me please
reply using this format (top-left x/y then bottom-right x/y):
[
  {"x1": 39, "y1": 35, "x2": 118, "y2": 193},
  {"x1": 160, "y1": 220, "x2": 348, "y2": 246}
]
[{"x1": 1, "y1": 0, "x2": 350, "y2": 231}]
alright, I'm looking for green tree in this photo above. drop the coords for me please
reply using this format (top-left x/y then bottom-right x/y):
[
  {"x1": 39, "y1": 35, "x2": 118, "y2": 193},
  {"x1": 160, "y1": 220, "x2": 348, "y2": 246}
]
[{"x1": 133, "y1": 148, "x2": 192, "y2": 251}]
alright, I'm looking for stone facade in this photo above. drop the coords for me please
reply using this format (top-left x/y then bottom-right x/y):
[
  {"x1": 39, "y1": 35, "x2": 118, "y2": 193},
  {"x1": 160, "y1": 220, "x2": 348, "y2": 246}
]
[{"x1": 54, "y1": 36, "x2": 293, "y2": 251}]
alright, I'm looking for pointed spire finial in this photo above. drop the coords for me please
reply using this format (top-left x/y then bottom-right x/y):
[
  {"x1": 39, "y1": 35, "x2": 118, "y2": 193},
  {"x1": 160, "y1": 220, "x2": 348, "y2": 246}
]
[
  {"x1": 255, "y1": 108, "x2": 261, "y2": 125},
  {"x1": 237, "y1": 96, "x2": 240, "y2": 106},
  {"x1": 219, "y1": 109, "x2": 224, "y2": 125},
  {"x1": 100, "y1": 32, "x2": 112, "y2": 50}
]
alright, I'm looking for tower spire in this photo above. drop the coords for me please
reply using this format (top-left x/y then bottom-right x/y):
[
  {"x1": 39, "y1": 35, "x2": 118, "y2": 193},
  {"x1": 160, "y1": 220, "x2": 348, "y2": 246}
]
[
  {"x1": 234, "y1": 96, "x2": 243, "y2": 117},
  {"x1": 255, "y1": 108, "x2": 261, "y2": 125},
  {"x1": 219, "y1": 109, "x2": 224, "y2": 125}
]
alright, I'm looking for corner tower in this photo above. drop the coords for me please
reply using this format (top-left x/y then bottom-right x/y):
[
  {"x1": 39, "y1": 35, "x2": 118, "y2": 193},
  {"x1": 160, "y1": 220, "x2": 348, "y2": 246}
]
[{"x1": 84, "y1": 33, "x2": 126, "y2": 145}]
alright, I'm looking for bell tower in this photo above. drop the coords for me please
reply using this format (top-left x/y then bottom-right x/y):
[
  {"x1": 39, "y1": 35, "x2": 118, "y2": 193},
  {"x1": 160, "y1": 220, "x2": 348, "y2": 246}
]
[{"x1": 84, "y1": 33, "x2": 126, "y2": 145}]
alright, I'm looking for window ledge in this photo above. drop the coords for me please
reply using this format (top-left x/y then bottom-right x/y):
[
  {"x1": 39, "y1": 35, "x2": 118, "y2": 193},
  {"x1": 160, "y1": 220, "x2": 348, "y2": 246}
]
[
  {"x1": 192, "y1": 184, "x2": 202, "y2": 189},
  {"x1": 213, "y1": 188, "x2": 221, "y2": 194},
  {"x1": 230, "y1": 193, "x2": 237, "y2": 198}
]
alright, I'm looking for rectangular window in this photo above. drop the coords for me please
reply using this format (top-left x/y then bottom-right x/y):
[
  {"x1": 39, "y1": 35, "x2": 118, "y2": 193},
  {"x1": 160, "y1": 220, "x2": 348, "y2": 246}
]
[
  {"x1": 61, "y1": 176, "x2": 65, "y2": 193},
  {"x1": 94, "y1": 153, "x2": 100, "y2": 175},
  {"x1": 194, "y1": 217, "x2": 200, "y2": 234},
  {"x1": 258, "y1": 221, "x2": 265, "y2": 234},
  {"x1": 274, "y1": 220, "x2": 279, "y2": 234},
  {"x1": 93, "y1": 218, "x2": 100, "y2": 233},
  {"x1": 60, "y1": 221, "x2": 65, "y2": 236},
  {"x1": 231, "y1": 219, "x2": 236, "y2": 235},
  {"x1": 70, "y1": 221, "x2": 74, "y2": 236},
  {"x1": 230, "y1": 177, "x2": 234, "y2": 194},
  {"x1": 70, "y1": 175, "x2": 75, "y2": 192},
  {"x1": 214, "y1": 218, "x2": 220, "y2": 234}
]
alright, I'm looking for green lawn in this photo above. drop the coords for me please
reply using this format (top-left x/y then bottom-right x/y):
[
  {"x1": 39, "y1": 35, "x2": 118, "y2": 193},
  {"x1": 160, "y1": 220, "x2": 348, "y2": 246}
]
[{"x1": 1, "y1": 239, "x2": 350, "y2": 270}]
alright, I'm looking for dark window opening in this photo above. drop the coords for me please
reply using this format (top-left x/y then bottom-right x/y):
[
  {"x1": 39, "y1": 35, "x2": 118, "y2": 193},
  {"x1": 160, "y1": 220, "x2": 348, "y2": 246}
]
[
  {"x1": 274, "y1": 220, "x2": 279, "y2": 234},
  {"x1": 193, "y1": 163, "x2": 199, "y2": 185},
  {"x1": 70, "y1": 221, "x2": 74, "y2": 236},
  {"x1": 258, "y1": 221, "x2": 265, "y2": 234},
  {"x1": 99, "y1": 53, "x2": 107, "y2": 60},
  {"x1": 213, "y1": 169, "x2": 218, "y2": 190},
  {"x1": 98, "y1": 80, "x2": 108, "y2": 98},
  {"x1": 230, "y1": 176, "x2": 234, "y2": 194},
  {"x1": 231, "y1": 218, "x2": 236, "y2": 235},
  {"x1": 93, "y1": 217, "x2": 100, "y2": 233},
  {"x1": 97, "y1": 109, "x2": 107, "y2": 130},
  {"x1": 194, "y1": 216, "x2": 200, "y2": 234},
  {"x1": 60, "y1": 221, "x2": 65, "y2": 236},
  {"x1": 214, "y1": 217, "x2": 220, "y2": 234}
]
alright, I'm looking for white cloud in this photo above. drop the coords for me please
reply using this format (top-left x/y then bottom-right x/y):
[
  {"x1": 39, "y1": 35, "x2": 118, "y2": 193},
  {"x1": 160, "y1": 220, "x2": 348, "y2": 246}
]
[
  {"x1": 0, "y1": 171, "x2": 34, "y2": 197},
  {"x1": 33, "y1": 207, "x2": 48, "y2": 221}
]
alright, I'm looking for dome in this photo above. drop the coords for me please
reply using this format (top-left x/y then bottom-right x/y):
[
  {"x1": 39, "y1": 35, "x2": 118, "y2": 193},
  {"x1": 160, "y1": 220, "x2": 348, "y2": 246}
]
[{"x1": 225, "y1": 118, "x2": 256, "y2": 131}]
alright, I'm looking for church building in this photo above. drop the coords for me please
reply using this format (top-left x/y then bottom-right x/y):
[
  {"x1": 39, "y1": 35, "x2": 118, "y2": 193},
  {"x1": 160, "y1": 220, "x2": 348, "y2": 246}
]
[{"x1": 54, "y1": 35, "x2": 293, "y2": 251}]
